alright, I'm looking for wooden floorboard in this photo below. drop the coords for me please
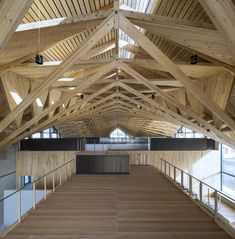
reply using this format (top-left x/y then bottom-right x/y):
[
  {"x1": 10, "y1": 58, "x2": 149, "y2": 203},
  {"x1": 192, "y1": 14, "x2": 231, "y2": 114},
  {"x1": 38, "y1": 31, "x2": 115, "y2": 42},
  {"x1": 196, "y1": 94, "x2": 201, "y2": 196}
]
[{"x1": 4, "y1": 165, "x2": 232, "y2": 239}]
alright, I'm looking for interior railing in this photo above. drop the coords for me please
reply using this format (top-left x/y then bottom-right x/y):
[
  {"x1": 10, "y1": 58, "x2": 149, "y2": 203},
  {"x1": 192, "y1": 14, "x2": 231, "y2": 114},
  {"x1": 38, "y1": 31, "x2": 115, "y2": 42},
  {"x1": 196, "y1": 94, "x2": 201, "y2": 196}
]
[
  {"x1": 160, "y1": 158, "x2": 235, "y2": 237},
  {"x1": 0, "y1": 158, "x2": 75, "y2": 237}
]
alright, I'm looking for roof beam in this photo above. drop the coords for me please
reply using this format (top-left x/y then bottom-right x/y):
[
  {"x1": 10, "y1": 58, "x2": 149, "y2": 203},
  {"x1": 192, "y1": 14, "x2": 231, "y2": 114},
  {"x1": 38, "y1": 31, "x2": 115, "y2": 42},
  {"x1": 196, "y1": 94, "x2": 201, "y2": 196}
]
[
  {"x1": 120, "y1": 9, "x2": 214, "y2": 29},
  {"x1": 118, "y1": 69, "x2": 233, "y2": 144},
  {"x1": 119, "y1": 13, "x2": 235, "y2": 133},
  {"x1": 0, "y1": 9, "x2": 112, "y2": 65},
  {"x1": 0, "y1": 65, "x2": 115, "y2": 150},
  {"x1": 118, "y1": 81, "x2": 235, "y2": 148},
  {"x1": 0, "y1": 0, "x2": 33, "y2": 55},
  {"x1": 0, "y1": 13, "x2": 114, "y2": 135},
  {"x1": 123, "y1": 59, "x2": 223, "y2": 78},
  {"x1": 199, "y1": 0, "x2": 235, "y2": 56},
  {"x1": 132, "y1": 15, "x2": 235, "y2": 66}
]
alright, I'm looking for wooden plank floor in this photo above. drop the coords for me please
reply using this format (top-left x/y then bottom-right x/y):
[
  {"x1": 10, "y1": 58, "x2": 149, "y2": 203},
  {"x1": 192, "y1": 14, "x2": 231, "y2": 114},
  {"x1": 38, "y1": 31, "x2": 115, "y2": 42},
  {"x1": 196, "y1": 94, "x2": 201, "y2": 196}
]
[{"x1": 4, "y1": 166, "x2": 232, "y2": 239}]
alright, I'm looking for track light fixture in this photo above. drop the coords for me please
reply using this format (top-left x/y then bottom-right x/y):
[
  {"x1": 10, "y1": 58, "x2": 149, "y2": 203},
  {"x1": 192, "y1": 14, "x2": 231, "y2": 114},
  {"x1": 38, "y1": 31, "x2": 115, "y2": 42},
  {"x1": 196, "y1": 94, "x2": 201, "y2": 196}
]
[
  {"x1": 80, "y1": 94, "x2": 84, "y2": 99},
  {"x1": 151, "y1": 94, "x2": 155, "y2": 99},
  {"x1": 190, "y1": 54, "x2": 198, "y2": 65}
]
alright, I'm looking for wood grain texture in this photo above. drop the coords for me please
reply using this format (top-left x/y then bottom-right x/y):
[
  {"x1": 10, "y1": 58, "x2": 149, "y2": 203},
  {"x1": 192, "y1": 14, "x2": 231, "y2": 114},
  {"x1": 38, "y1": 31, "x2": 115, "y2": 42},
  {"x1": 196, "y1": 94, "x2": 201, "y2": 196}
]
[
  {"x1": 16, "y1": 151, "x2": 76, "y2": 188},
  {"x1": 3, "y1": 166, "x2": 231, "y2": 239},
  {"x1": 16, "y1": 150, "x2": 221, "y2": 190}
]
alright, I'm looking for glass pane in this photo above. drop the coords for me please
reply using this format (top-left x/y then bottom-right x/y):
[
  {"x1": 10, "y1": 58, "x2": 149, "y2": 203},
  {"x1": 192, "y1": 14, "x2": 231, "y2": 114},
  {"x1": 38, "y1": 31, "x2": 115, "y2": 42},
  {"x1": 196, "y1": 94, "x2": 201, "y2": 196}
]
[
  {"x1": 222, "y1": 173, "x2": 235, "y2": 197},
  {"x1": 222, "y1": 145, "x2": 235, "y2": 176}
]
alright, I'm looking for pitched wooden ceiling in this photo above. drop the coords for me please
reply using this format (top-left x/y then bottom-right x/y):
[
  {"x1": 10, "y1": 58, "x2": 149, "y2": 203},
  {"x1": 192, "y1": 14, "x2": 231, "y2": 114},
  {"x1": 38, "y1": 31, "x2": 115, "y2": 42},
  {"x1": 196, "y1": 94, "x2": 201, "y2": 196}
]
[{"x1": 0, "y1": 0, "x2": 235, "y2": 149}]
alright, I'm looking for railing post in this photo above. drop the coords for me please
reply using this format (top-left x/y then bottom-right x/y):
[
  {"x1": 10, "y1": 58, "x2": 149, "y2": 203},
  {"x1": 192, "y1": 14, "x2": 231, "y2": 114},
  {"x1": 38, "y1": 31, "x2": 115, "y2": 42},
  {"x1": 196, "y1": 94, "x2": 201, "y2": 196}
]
[
  {"x1": 70, "y1": 161, "x2": 72, "y2": 177},
  {"x1": 164, "y1": 161, "x2": 167, "y2": 175},
  {"x1": 214, "y1": 190, "x2": 218, "y2": 221},
  {"x1": 199, "y1": 182, "x2": 203, "y2": 204},
  {"x1": 189, "y1": 175, "x2": 192, "y2": 196},
  {"x1": 65, "y1": 164, "x2": 67, "y2": 181},
  {"x1": 33, "y1": 182, "x2": 36, "y2": 209},
  {"x1": 160, "y1": 159, "x2": 162, "y2": 172},
  {"x1": 207, "y1": 188, "x2": 210, "y2": 205},
  {"x1": 174, "y1": 166, "x2": 176, "y2": 182},
  {"x1": 168, "y1": 164, "x2": 171, "y2": 178},
  {"x1": 44, "y1": 176, "x2": 47, "y2": 200},
  {"x1": 181, "y1": 170, "x2": 184, "y2": 188},
  {"x1": 59, "y1": 167, "x2": 62, "y2": 186},
  {"x1": 52, "y1": 172, "x2": 55, "y2": 192},
  {"x1": 18, "y1": 190, "x2": 21, "y2": 223}
]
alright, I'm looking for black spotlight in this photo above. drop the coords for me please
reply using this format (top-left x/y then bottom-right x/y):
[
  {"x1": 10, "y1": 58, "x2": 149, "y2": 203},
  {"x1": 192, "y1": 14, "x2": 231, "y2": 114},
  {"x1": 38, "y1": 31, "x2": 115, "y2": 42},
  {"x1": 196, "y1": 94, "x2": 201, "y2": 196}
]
[
  {"x1": 151, "y1": 94, "x2": 155, "y2": 99},
  {"x1": 80, "y1": 94, "x2": 84, "y2": 99},
  {"x1": 190, "y1": 54, "x2": 198, "y2": 65},
  {"x1": 35, "y1": 53, "x2": 43, "y2": 65}
]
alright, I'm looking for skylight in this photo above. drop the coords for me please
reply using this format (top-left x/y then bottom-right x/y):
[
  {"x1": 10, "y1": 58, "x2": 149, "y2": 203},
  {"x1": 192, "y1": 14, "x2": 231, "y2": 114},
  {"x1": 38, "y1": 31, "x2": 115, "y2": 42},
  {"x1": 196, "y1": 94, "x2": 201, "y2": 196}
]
[
  {"x1": 119, "y1": 0, "x2": 155, "y2": 59},
  {"x1": 36, "y1": 98, "x2": 43, "y2": 107},
  {"x1": 16, "y1": 18, "x2": 67, "y2": 32},
  {"x1": 120, "y1": 0, "x2": 154, "y2": 14},
  {"x1": 58, "y1": 77, "x2": 75, "y2": 82},
  {"x1": 43, "y1": 61, "x2": 62, "y2": 66},
  {"x1": 10, "y1": 91, "x2": 22, "y2": 105}
]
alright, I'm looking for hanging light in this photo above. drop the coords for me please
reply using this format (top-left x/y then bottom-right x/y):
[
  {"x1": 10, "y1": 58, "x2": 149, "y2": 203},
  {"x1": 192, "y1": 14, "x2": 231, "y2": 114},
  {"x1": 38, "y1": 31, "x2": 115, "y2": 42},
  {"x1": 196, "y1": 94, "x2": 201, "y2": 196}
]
[
  {"x1": 35, "y1": 5, "x2": 43, "y2": 65},
  {"x1": 190, "y1": 54, "x2": 198, "y2": 65},
  {"x1": 35, "y1": 53, "x2": 43, "y2": 65}
]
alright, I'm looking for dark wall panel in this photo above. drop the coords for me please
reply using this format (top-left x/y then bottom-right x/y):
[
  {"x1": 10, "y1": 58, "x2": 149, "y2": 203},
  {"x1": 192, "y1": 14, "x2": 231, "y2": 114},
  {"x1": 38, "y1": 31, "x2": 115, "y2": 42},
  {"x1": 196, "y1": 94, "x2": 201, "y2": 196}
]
[
  {"x1": 20, "y1": 138, "x2": 84, "y2": 151},
  {"x1": 76, "y1": 154, "x2": 129, "y2": 174},
  {"x1": 150, "y1": 138, "x2": 216, "y2": 151}
]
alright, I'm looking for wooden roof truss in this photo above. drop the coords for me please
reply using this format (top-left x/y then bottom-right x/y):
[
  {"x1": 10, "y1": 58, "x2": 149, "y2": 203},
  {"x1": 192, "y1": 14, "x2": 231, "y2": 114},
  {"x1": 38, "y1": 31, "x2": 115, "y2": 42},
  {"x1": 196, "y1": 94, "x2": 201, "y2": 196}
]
[{"x1": 0, "y1": 0, "x2": 235, "y2": 149}]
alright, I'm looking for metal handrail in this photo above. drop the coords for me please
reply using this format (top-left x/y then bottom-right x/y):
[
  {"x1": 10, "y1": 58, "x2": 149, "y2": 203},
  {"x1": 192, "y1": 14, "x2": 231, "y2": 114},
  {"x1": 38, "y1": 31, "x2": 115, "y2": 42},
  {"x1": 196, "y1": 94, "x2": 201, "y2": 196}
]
[
  {"x1": 0, "y1": 158, "x2": 75, "y2": 202},
  {"x1": 160, "y1": 158, "x2": 235, "y2": 203},
  {"x1": 0, "y1": 171, "x2": 16, "y2": 179},
  {"x1": 160, "y1": 157, "x2": 235, "y2": 235},
  {"x1": 0, "y1": 158, "x2": 75, "y2": 230}
]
